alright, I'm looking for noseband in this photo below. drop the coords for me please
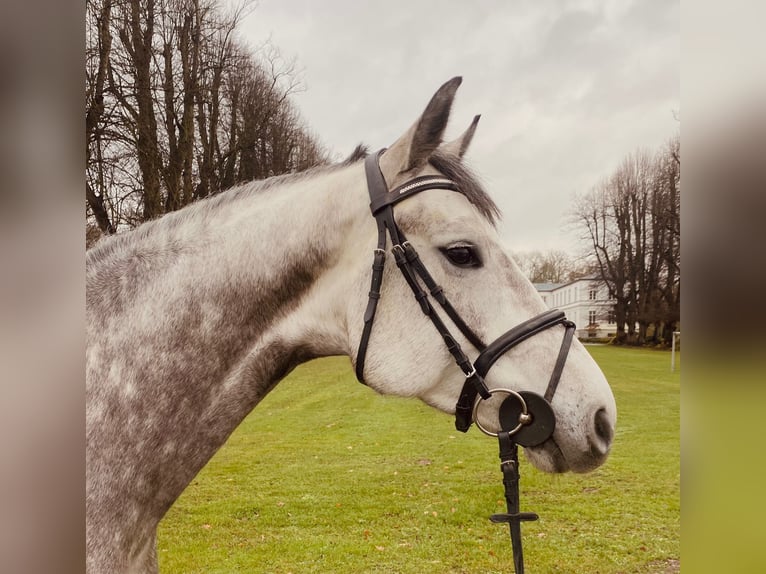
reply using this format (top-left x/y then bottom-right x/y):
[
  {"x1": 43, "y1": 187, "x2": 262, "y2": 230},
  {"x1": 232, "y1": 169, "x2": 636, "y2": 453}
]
[{"x1": 355, "y1": 150, "x2": 576, "y2": 437}]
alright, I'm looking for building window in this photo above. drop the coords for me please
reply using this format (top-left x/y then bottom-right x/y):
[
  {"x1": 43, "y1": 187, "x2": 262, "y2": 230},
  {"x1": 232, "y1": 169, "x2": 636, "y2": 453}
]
[
  {"x1": 607, "y1": 310, "x2": 616, "y2": 324},
  {"x1": 589, "y1": 289, "x2": 597, "y2": 300},
  {"x1": 588, "y1": 310, "x2": 597, "y2": 325}
]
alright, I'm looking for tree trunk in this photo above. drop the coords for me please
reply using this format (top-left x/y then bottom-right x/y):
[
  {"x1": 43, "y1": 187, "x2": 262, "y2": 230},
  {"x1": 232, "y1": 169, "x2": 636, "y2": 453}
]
[
  {"x1": 162, "y1": 39, "x2": 181, "y2": 212},
  {"x1": 126, "y1": 0, "x2": 163, "y2": 220},
  {"x1": 86, "y1": 0, "x2": 115, "y2": 235}
]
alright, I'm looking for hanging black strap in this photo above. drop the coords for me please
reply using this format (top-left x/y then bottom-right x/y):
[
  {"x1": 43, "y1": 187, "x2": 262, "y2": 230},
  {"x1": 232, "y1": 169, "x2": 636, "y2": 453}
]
[{"x1": 490, "y1": 432, "x2": 538, "y2": 574}]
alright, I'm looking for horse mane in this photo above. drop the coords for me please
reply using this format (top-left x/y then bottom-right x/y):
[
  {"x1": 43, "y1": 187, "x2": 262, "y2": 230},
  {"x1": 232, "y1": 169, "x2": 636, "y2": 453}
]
[{"x1": 342, "y1": 143, "x2": 369, "y2": 165}]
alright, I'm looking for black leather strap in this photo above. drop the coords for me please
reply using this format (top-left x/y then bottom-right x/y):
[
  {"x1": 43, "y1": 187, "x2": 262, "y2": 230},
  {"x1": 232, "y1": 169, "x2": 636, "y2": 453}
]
[
  {"x1": 391, "y1": 242, "x2": 477, "y2": 378},
  {"x1": 370, "y1": 176, "x2": 458, "y2": 215},
  {"x1": 355, "y1": 247, "x2": 386, "y2": 382},
  {"x1": 356, "y1": 152, "x2": 390, "y2": 383},
  {"x1": 474, "y1": 310, "x2": 567, "y2": 377},
  {"x1": 454, "y1": 309, "x2": 572, "y2": 433},
  {"x1": 490, "y1": 432, "x2": 537, "y2": 573},
  {"x1": 355, "y1": 150, "x2": 481, "y2": 386},
  {"x1": 401, "y1": 242, "x2": 485, "y2": 350},
  {"x1": 544, "y1": 320, "x2": 576, "y2": 402}
]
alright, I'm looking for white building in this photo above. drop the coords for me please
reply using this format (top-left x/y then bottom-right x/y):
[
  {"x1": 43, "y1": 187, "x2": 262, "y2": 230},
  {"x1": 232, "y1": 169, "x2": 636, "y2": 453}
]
[{"x1": 533, "y1": 278, "x2": 618, "y2": 340}]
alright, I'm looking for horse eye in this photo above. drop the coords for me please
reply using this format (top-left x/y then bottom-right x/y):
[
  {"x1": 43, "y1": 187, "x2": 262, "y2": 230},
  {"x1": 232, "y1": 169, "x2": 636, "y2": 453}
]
[{"x1": 441, "y1": 245, "x2": 482, "y2": 268}]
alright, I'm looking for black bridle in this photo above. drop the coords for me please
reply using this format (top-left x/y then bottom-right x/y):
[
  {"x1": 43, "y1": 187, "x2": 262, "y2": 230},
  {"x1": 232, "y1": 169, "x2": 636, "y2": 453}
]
[
  {"x1": 356, "y1": 149, "x2": 576, "y2": 434},
  {"x1": 355, "y1": 150, "x2": 578, "y2": 572}
]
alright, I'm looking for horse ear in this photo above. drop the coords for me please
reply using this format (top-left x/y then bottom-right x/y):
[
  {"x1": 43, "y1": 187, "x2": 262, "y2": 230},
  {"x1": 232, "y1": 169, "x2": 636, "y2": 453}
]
[
  {"x1": 380, "y1": 76, "x2": 462, "y2": 177},
  {"x1": 440, "y1": 114, "x2": 481, "y2": 159}
]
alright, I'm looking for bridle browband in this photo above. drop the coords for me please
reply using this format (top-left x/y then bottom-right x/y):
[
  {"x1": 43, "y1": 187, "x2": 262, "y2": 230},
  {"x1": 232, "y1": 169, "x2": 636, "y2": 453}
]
[
  {"x1": 355, "y1": 149, "x2": 576, "y2": 435},
  {"x1": 355, "y1": 149, "x2": 579, "y2": 573}
]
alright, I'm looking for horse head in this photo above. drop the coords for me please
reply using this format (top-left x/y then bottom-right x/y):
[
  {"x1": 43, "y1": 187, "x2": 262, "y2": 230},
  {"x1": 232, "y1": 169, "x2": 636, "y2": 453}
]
[{"x1": 345, "y1": 77, "x2": 616, "y2": 473}]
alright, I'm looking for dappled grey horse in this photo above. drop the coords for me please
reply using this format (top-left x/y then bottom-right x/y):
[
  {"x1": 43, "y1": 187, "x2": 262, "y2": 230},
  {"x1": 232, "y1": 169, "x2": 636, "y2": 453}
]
[{"x1": 86, "y1": 77, "x2": 616, "y2": 573}]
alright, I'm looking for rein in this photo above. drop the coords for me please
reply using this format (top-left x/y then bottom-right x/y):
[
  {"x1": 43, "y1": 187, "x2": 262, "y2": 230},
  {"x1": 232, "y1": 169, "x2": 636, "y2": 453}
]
[{"x1": 355, "y1": 149, "x2": 577, "y2": 572}]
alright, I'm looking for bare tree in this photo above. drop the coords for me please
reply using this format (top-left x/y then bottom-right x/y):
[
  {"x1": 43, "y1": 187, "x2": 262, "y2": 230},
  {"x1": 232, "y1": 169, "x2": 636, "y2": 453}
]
[
  {"x1": 85, "y1": 0, "x2": 117, "y2": 236},
  {"x1": 653, "y1": 135, "x2": 681, "y2": 344},
  {"x1": 85, "y1": 0, "x2": 329, "y2": 237},
  {"x1": 573, "y1": 180, "x2": 632, "y2": 344},
  {"x1": 572, "y1": 134, "x2": 681, "y2": 346},
  {"x1": 512, "y1": 249, "x2": 577, "y2": 284},
  {"x1": 119, "y1": 0, "x2": 165, "y2": 219}
]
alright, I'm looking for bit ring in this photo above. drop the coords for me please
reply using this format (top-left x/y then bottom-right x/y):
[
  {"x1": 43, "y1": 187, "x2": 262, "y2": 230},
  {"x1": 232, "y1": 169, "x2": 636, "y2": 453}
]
[{"x1": 472, "y1": 388, "x2": 530, "y2": 437}]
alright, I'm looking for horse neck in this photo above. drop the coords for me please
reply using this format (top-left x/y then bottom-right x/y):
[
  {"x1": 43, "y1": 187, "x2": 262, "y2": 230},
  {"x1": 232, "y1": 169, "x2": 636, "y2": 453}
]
[
  {"x1": 86, "y1": 163, "x2": 368, "y2": 526},
  {"x1": 88, "y1": 163, "x2": 367, "y2": 354}
]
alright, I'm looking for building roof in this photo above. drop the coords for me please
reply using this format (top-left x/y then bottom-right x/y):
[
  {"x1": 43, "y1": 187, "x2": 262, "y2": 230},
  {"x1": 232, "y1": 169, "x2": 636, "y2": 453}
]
[
  {"x1": 533, "y1": 276, "x2": 602, "y2": 293},
  {"x1": 532, "y1": 282, "x2": 564, "y2": 292}
]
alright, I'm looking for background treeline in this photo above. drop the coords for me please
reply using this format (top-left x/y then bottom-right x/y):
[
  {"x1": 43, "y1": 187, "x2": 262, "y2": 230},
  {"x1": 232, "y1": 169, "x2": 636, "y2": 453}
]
[
  {"x1": 85, "y1": 0, "x2": 328, "y2": 246},
  {"x1": 512, "y1": 249, "x2": 585, "y2": 284},
  {"x1": 514, "y1": 134, "x2": 680, "y2": 347},
  {"x1": 572, "y1": 135, "x2": 680, "y2": 346}
]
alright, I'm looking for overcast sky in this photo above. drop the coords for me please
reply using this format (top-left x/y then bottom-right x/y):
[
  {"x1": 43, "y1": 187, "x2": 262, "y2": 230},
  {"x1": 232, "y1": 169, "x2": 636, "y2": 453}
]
[{"x1": 230, "y1": 0, "x2": 679, "y2": 252}]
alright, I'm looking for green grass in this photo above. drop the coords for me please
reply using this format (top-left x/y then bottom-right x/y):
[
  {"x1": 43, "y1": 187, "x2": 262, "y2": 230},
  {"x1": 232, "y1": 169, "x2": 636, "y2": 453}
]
[{"x1": 158, "y1": 346, "x2": 680, "y2": 573}]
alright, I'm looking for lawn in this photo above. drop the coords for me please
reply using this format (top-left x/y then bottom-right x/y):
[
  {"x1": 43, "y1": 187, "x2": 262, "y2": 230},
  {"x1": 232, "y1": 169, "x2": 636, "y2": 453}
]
[{"x1": 158, "y1": 346, "x2": 680, "y2": 573}]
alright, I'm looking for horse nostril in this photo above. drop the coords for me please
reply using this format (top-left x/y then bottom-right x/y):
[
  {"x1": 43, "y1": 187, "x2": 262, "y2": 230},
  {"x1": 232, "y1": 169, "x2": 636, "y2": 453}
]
[{"x1": 592, "y1": 407, "x2": 614, "y2": 453}]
